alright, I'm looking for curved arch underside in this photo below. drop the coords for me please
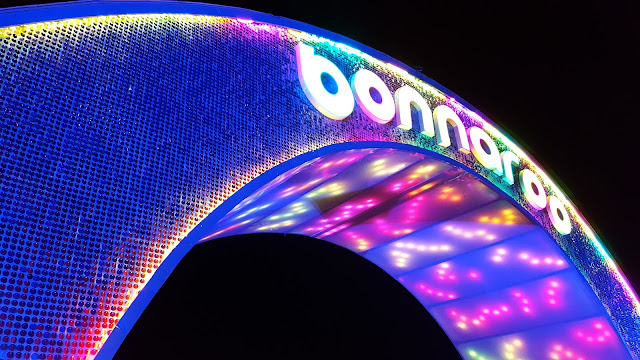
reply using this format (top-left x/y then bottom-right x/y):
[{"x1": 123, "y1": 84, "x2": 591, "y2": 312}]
[
  {"x1": 202, "y1": 147, "x2": 631, "y2": 359},
  {"x1": 115, "y1": 233, "x2": 461, "y2": 359},
  {"x1": 0, "y1": 2, "x2": 637, "y2": 359}
]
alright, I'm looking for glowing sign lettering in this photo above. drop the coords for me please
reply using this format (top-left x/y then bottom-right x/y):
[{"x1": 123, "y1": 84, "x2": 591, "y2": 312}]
[
  {"x1": 394, "y1": 85, "x2": 434, "y2": 135},
  {"x1": 351, "y1": 68, "x2": 396, "y2": 124},
  {"x1": 469, "y1": 126, "x2": 503, "y2": 175},
  {"x1": 520, "y1": 169, "x2": 548, "y2": 210},
  {"x1": 296, "y1": 42, "x2": 571, "y2": 235},
  {"x1": 295, "y1": 43, "x2": 354, "y2": 119}
]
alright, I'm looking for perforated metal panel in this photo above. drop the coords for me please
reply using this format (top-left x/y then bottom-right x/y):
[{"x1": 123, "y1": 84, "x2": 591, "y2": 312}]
[{"x1": 0, "y1": 5, "x2": 637, "y2": 359}]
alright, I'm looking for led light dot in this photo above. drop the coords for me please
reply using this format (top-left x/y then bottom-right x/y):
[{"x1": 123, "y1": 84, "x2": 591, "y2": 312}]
[{"x1": 0, "y1": 7, "x2": 637, "y2": 360}]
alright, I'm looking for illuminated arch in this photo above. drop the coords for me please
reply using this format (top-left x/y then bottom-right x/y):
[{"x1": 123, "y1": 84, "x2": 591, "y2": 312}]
[{"x1": 0, "y1": 1, "x2": 637, "y2": 359}]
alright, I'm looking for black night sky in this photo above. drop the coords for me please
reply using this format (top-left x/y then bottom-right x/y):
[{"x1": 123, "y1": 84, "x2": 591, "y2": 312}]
[{"x1": 2, "y1": 0, "x2": 638, "y2": 358}]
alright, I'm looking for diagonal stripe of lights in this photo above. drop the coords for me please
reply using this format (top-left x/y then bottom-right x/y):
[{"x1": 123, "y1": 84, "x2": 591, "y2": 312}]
[{"x1": 203, "y1": 147, "x2": 631, "y2": 358}]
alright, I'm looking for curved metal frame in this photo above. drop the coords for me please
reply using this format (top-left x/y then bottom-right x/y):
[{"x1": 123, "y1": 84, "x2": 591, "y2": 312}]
[{"x1": 0, "y1": 1, "x2": 637, "y2": 358}]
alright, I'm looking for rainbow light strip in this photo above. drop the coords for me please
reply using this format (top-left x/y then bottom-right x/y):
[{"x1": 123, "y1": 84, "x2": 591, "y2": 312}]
[{"x1": 0, "y1": 5, "x2": 636, "y2": 358}]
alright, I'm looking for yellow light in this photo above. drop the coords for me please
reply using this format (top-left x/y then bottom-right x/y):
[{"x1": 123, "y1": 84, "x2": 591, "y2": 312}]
[{"x1": 513, "y1": 339, "x2": 522, "y2": 347}]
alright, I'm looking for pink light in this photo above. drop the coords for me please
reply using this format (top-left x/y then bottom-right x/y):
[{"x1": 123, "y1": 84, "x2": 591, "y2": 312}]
[
  {"x1": 418, "y1": 283, "x2": 456, "y2": 300},
  {"x1": 573, "y1": 321, "x2": 613, "y2": 344}
]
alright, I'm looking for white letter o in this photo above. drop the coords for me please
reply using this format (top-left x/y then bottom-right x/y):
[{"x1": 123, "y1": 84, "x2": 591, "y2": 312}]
[
  {"x1": 519, "y1": 169, "x2": 547, "y2": 210},
  {"x1": 469, "y1": 126, "x2": 503, "y2": 175},
  {"x1": 547, "y1": 195, "x2": 571, "y2": 235},
  {"x1": 351, "y1": 69, "x2": 396, "y2": 124}
]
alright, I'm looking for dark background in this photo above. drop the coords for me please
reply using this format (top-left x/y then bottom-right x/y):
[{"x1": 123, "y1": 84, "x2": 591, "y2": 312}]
[
  {"x1": 2, "y1": 0, "x2": 638, "y2": 358},
  {"x1": 116, "y1": 234, "x2": 461, "y2": 358},
  {"x1": 205, "y1": 0, "x2": 639, "y2": 289}
]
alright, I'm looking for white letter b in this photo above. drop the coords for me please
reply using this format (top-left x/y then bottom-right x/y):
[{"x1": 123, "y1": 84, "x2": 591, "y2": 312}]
[{"x1": 296, "y1": 43, "x2": 355, "y2": 120}]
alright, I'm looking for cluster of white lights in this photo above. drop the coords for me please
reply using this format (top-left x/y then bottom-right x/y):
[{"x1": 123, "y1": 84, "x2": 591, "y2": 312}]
[
  {"x1": 268, "y1": 202, "x2": 307, "y2": 220},
  {"x1": 319, "y1": 223, "x2": 349, "y2": 237},
  {"x1": 503, "y1": 339, "x2": 526, "y2": 360},
  {"x1": 343, "y1": 231, "x2": 370, "y2": 250},
  {"x1": 518, "y1": 252, "x2": 565, "y2": 267},
  {"x1": 450, "y1": 304, "x2": 511, "y2": 330},
  {"x1": 391, "y1": 250, "x2": 410, "y2": 267},
  {"x1": 550, "y1": 344, "x2": 586, "y2": 360},
  {"x1": 307, "y1": 182, "x2": 344, "y2": 198},
  {"x1": 467, "y1": 339, "x2": 525, "y2": 360},
  {"x1": 394, "y1": 241, "x2": 452, "y2": 251},
  {"x1": 391, "y1": 242, "x2": 452, "y2": 268},
  {"x1": 491, "y1": 248, "x2": 565, "y2": 267},
  {"x1": 444, "y1": 225, "x2": 497, "y2": 241}
]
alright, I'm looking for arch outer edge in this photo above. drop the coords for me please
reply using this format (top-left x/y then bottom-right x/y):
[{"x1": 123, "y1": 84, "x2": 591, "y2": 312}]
[{"x1": 0, "y1": 2, "x2": 637, "y2": 358}]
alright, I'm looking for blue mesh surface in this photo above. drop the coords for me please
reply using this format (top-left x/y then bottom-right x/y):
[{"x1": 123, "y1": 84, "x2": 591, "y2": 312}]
[{"x1": 0, "y1": 7, "x2": 637, "y2": 359}]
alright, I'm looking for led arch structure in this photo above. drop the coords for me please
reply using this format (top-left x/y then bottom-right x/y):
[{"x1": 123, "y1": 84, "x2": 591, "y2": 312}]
[{"x1": 0, "y1": 1, "x2": 637, "y2": 359}]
